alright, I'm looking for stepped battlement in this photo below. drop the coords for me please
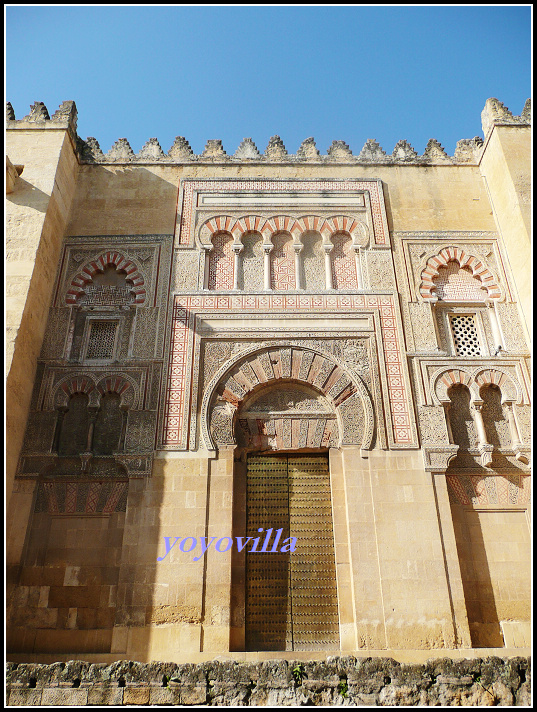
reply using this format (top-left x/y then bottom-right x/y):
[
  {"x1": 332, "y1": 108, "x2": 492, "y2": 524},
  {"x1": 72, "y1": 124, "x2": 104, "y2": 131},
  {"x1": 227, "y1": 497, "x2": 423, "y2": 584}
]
[{"x1": 6, "y1": 98, "x2": 530, "y2": 166}]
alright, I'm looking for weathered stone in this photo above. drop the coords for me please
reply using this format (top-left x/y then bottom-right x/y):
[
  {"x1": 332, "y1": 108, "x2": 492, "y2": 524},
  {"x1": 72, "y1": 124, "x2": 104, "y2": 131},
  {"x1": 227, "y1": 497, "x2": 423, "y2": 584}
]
[
  {"x1": 40, "y1": 688, "x2": 88, "y2": 705},
  {"x1": 123, "y1": 687, "x2": 150, "y2": 705},
  {"x1": 87, "y1": 687, "x2": 124, "y2": 705}
]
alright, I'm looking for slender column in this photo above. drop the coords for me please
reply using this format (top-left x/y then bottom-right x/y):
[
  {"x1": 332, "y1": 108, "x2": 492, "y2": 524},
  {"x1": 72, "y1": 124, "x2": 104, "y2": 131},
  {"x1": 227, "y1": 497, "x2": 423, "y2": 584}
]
[
  {"x1": 203, "y1": 246, "x2": 212, "y2": 290},
  {"x1": 293, "y1": 244, "x2": 303, "y2": 290},
  {"x1": 118, "y1": 406, "x2": 129, "y2": 452},
  {"x1": 503, "y1": 401, "x2": 522, "y2": 447},
  {"x1": 263, "y1": 244, "x2": 273, "y2": 290},
  {"x1": 323, "y1": 244, "x2": 333, "y2": 290},
  {"x1": 471, "y1": 401, "x2": 493, "y2": 467},
  {"x1": 442, "y1": 402, "x2": 455, "y2": 444},
  {"x1": 354, "y1": 246, "x2": 364, "y2": 289},
  {"x1": 52, "y1": 407, "x2": 67, "y2": 453},
  {"x1": 87, "y1": 407, "x2": 99, "y2": 452},
  {"x1": 472, "y1": 402, "x2": 488, "y2": 446},
  {"x1": 486, "y1": 300, "x2": 503, "y2": 352},
  {"x1": 232, "y1": 244, "x2": 243, "y2": 290}
]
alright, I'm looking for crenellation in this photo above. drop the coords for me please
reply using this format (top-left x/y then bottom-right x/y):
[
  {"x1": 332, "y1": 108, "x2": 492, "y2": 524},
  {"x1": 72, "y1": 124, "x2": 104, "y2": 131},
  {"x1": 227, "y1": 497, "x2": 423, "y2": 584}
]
[
  {"x1": 392, "y1": 139, "x2": 418, "y2": 162},
  {"x1": 168, "y1": 135, "x2": 195, "y2": 160},
  {"x1": 106, "y1": 138, "x2": 135, "y2": 162},
  {"x1": 234, "y1": 137, "x2": 261, "y2": 160},
  {"x1": 296, "y1": 136, "x2": 322, "y2": 161},
  {"x1": 326, "y1": 140, "x2": 353, "y2": 161},
  {"x1": 421, "y1": 138, "x2": 453, "y2": 164},
  {"x1": 264, "y1": 134, "x2": 288, "y2": 160},
  {"x1": 137, "y1": 137, "x2": 166, "y2": 161},
  {"x1": 201, "y1": 138, "x2": 229, "y2": 161},
  {"x1": 358, "y1": 138, "x2": 388, "y2": 162},
  {"x1": 6, "y1": 98, "x2": 531, "y2": 167},
  {"x1": 481, "y1": 97, "x2": 531, "y2": 136},
  {"x1": 78, "y1": 136, "x2": 104, "y2": 162},
  {"x1": 24, "y1": 101, "x2": 50, "y2": 122}
]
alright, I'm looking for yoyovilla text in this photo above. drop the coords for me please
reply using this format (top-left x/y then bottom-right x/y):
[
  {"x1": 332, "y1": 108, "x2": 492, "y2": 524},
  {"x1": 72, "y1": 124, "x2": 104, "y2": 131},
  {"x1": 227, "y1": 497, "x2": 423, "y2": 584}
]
[{"x1": 157, "y1": 528, "x2": 297, "y2": 562}]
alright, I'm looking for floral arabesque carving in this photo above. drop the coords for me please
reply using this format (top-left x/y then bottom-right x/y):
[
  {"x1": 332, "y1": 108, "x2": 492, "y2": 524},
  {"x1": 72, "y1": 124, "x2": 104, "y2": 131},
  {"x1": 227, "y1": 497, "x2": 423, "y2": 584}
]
[
  {"x1": 201, "y1": 343, "x2": 374, "y2": 452},
  {"x1": 66, "y1": 252, "x2": 146, "y2": 305},
  {"x1": 419, "y1": 247, "x2": 501, "y2": 301}
]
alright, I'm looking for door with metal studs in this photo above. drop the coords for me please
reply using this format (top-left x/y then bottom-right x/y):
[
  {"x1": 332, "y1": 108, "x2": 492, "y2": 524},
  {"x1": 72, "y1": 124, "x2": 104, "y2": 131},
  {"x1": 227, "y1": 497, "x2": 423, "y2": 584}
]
[{"x1": 245, "y1": 454, "x2": 340, "y2": 651}]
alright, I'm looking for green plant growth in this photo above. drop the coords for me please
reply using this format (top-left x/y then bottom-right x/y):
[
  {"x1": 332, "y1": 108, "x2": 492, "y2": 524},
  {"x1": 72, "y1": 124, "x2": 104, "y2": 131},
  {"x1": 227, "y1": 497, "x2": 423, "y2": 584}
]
[
  {"x1": 475, "y1": 676, "x2": 497, "y2": 702},
  {"x1": 338, "y1": 679, "x2": 349, "y2": 698},
  {"x1": 292, "y1": 664, "x2": 307, "y2": 685}
]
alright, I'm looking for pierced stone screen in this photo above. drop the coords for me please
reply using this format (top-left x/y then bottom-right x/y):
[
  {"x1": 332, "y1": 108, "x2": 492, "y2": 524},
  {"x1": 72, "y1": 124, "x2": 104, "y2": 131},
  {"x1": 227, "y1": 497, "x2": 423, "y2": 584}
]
[
  {"x1": 450, "y1": 315, "x2": 481, "y2": 356},
  {"x1": 86, "y1": 321, "x2": 118, "y2": 360}
]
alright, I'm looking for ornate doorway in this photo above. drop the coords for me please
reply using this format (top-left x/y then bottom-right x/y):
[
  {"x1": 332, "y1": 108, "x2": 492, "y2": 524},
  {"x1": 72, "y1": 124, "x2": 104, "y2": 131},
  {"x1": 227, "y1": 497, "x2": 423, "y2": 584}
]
[{"x1": 244, "y1": 454, "x2": 339, "y2": 651}]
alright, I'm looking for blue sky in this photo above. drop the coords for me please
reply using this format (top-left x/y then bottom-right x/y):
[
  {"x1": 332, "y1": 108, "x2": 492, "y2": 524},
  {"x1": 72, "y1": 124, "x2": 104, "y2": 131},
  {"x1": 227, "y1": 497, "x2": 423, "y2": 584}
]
[{"x1": 6, "y1": 5, "x2": 531, "y2": 156}]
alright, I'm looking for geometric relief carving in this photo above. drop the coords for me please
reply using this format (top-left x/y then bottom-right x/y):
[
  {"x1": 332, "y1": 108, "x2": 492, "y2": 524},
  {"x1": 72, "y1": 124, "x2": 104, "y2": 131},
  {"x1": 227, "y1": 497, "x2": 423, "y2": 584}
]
[
  {"x1": 179, "y1": 180, "x2": 388, "y2": 247},
  {"x1": 240, "y1": 233, "x2": 264, "y2": 291},
  {"x1": 417, "y1": 405, "x2": 449, "y2": 444},
  {"x1": 172, "y1": 252, "x2": 200, "y2": 292},
  {"x1": 366, "y1": 250, "x2": 395, "y2": 290},
  {"x1": 162, "y1": 294, "x2": 414, "y2": 449},
  {"x1": 419, "y1": 247, "x2": 501, "y2": 301},
  {"x1": 235, "y1": 382, "x2": 337, "y2": 451},
  {"x1": 330, "y1": 234, "x2": 357, "y2": 289},
  {"x1": 480, "y1": 384, "x2": 512, "y2": 448},
  {"x1": 301, "y1": 232, "x2": 325, "y2": 290},
  {"x1": 446, "y1": 474, "x2": 530, "y2": 507},
  {"x1": 92, "y1": 392, "x2": 123, "y2": 455},
  {"x1": 58, "y1": 393, "x2": 90, "y2": 456},
  {"x1": 496, "y1": 302, "x2": 529, "y2": 352},
  {"x1": 66, "y1": 252, "x2": 146, "y2": 305},
  {"x1": 270, "y1": 234, "x2": 296, "y2": 291},
  {"x1": 208, "y1": 233, "x2": 234, "y2": 290},
  {"x1": 205, "y1": 344, "x2": 372, "y2": 452},
  {"x1": 448, "y1": 385, "x2": 478, "y2": 450},
  {"x1": 433, "y1": 262, "x2": 488, "y2": 302},
  {"x1": 408, "y1": 302, "x2": 437, "y2": 351},
  {"x1": 34, "y1": 479, "x2": 128, "y2": 514}
]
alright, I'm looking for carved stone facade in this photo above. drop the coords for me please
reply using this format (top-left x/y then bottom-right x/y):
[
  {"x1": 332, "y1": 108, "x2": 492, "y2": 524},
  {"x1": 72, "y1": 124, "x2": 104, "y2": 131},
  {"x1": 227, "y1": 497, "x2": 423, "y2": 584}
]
[{"x1": 6, "y1": 98, "x2": 531, "y2": 663}]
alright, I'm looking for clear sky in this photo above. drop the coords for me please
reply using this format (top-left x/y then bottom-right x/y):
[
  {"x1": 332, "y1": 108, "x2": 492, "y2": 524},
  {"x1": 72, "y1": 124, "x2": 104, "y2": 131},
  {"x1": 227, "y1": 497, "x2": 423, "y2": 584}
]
[{"x1": 6, "y1": 5, "x2": 531, "y2": 157}]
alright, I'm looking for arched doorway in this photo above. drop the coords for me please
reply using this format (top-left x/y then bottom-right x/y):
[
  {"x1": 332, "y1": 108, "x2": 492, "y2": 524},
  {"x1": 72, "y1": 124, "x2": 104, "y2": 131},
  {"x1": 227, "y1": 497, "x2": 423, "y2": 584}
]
[
  {"x1": 236, "y1": 381, "x2": 339, "y2": 651},
  {"x1": 203, "y1": 344, "x2": 373, "y2": 651}
]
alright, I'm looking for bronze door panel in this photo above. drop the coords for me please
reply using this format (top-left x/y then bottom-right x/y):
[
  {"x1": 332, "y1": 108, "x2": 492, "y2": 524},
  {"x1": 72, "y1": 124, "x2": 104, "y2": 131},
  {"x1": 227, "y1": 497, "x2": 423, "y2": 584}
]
[{"x1": 245, "y1": 454, "x2": 339, "y2": 651}]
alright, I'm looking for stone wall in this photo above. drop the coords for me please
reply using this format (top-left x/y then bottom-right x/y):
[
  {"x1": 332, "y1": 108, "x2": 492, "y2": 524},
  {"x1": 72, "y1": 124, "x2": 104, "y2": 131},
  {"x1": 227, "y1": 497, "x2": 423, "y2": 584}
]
[{"x1": 6, "y1": 656, "x2": 531, "y2": 706}]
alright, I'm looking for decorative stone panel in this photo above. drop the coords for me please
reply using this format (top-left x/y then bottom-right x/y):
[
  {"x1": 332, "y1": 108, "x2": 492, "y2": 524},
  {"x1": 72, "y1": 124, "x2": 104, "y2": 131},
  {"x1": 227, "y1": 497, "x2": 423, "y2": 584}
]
[
  {"x1": 161, "y1": 294, "x2": 416, "y2": 450},
  {"x1": 446, "y1": 473, "x2": 530, "y2": 507},
  {"x1": 66, "y1": 252, "x2": 146, "y2": 305},
  {"x1": 34, "y1": 479, "x2": 128, "y2": 514},
  {"x1": 204, "y1": 344, "x2": 373, "y2": 452},
  {"x1": 419, "y1": 247, "x2": 501, "y2": 301},
  {"x1": 178, "y1": 180, "x2": 387, "y2": 248}
]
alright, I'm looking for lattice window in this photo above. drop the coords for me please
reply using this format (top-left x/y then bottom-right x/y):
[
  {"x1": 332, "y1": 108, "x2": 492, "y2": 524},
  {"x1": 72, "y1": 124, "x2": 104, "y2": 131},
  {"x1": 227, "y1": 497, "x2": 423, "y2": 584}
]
[
  {"x1": 449, "y1": 315, "x2": 481, "y2": 356},
  {"x1": 85, "y1": 321, "x2": 118, "y2": 360}
]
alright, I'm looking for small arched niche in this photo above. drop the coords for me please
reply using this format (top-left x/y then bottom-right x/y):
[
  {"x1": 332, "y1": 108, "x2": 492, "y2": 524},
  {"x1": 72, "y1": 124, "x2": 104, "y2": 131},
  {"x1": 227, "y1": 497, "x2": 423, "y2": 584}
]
[
  {"x1": 93, "y1": 391, "x2": 124, "y2": 455},
  {"x1": 300, "y1": 231, "x2": 324, "y2": 291},
  {"x1": 58, "y1": 392, "x2": 90, "y2": 456},
  {"x1": 447, "y1": 384, "x2": 477, "y2": 450},
  {"x1": 235, "y1": 381, "x2": 338, "y2": 452}
]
